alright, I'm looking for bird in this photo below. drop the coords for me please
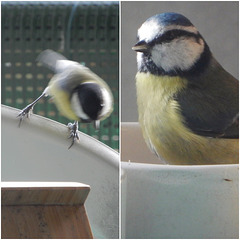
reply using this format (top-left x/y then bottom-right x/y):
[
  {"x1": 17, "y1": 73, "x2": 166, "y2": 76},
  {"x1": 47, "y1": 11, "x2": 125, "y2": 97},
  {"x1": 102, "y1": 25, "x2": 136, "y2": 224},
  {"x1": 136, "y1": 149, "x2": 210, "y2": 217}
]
[
  {"x1": 18, "y1": 49, "x2": 113, "y2": 148},
  {"x1": 132, "y1": 12, "x2": 239, "y2": 165}
]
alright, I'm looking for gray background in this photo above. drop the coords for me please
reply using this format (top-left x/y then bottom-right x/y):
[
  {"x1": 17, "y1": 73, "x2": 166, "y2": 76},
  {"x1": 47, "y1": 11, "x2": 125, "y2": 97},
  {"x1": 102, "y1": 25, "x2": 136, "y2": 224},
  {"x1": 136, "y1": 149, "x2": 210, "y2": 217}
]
[{"x1": 121, "y1": 1, "x2": 239, "y2": 122}]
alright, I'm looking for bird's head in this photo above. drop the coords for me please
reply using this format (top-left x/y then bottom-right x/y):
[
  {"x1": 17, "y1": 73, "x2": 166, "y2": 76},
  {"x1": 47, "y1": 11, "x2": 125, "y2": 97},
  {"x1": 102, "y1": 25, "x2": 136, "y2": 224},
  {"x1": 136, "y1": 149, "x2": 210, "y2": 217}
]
[
  {"x1": 133, "y1": 12, "x2": 211, "y2": 76},
  {"x1": 70, "y1": 82, "x2": 112, "y2": 129}
]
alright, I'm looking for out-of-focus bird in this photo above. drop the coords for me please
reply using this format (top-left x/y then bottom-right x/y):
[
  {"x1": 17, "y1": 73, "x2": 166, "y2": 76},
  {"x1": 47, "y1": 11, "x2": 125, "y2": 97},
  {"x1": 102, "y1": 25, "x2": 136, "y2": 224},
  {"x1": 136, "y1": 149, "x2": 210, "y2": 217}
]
[
  {"x1": 132, "y1": 12, "x2": 239, "y2": 164},
  {"x1": 18, "y1": 49, "x2": 113, "y2": 148}
]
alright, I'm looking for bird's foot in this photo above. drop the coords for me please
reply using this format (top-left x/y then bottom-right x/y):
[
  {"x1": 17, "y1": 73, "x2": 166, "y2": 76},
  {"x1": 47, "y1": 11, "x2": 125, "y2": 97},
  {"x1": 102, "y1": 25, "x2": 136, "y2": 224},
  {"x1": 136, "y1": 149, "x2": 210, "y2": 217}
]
[
  {"x1": 17, "y1": 104, "x2": 34, "y2": 127},
  {"x1": 67, "y1": 121, "x2": 79, "y2": 149}
]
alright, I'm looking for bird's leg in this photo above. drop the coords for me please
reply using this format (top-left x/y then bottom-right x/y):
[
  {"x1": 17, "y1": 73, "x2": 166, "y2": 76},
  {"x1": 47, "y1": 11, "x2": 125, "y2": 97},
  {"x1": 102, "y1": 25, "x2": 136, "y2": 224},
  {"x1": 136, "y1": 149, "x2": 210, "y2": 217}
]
[
  {"x1": 67, "y1": 120, "x2": 79, "y2": 149},
  {"x1": 17, "y1": 87, "x2": 49, "y2": 127}
]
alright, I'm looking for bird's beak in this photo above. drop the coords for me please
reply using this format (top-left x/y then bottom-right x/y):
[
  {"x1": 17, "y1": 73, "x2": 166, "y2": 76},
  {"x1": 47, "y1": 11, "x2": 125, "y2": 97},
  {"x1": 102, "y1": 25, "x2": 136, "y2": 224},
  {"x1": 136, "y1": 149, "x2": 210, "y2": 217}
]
[
  {"x1": 132, "y1": 40, "x2": 149, "y2": 53},
  {"x1": 93, "y1": 120, "x2": 100, "y2": 130}
]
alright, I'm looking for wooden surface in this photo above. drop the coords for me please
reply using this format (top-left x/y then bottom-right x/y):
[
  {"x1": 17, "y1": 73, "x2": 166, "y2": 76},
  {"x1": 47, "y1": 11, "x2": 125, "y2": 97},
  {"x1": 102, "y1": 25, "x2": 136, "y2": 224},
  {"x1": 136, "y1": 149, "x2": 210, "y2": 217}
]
[
  {"x1": 2, "y1": 205, "x2": 93, "y2": 239},
  {"x1": 1, "y1": 184, "x2": 93, "y2": 239},
  {"x1": 2, "y1": 187, "x2": 90, "y2": 206}
]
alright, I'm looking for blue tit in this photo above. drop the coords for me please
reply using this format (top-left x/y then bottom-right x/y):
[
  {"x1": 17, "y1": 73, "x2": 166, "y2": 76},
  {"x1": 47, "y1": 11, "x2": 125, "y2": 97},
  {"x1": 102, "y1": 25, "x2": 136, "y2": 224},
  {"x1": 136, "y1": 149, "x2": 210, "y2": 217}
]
[
  {"x1": 132, "y1": 12, "x2": 239, "y2": 165},
  {"x1": 18, "y1": 49, "x2": 113, "y2": 148}
]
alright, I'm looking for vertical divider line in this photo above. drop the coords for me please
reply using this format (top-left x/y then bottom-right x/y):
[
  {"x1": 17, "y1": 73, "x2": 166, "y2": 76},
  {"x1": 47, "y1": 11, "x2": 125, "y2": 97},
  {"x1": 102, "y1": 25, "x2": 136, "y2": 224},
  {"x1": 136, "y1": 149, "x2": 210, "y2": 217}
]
[{"x1": 118, "y1": 1, "x2": 122, "y2": 239}]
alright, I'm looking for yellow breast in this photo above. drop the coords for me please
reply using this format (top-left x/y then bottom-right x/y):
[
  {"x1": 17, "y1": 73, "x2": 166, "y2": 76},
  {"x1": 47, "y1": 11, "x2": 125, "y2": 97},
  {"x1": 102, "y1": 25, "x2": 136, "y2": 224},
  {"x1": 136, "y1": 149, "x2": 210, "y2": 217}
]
[
  {"x1": 48, "y1": 77, "x2": 79, "y2": 121},
  {"x1": 136, "y1": 72, "x2": 239, "y2": 164}
]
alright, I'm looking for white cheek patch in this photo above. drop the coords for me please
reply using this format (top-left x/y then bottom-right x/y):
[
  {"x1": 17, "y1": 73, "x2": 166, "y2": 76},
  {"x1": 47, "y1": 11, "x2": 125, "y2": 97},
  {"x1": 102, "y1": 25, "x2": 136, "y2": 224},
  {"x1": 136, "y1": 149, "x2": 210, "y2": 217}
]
[
  {"x1": 99, "y1": 87, "x2": 113, "y2": 118},
  {"x1": 151, "y1": 38, "x2": 204, "y2": 72},
  {"x1": 71, "y1": 92, "x2": 89, "y2": 120}
]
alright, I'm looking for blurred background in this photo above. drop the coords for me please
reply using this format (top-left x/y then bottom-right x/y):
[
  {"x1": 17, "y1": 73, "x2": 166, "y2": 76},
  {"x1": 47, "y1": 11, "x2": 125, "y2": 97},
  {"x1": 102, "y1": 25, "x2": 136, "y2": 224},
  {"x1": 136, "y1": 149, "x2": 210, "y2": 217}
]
[
  {"x1": 121, "y1": 1, "x2": 239, "y2": 122},
  {"x1": 2, "y1": 1, "x2": 119, "y2": 151}
]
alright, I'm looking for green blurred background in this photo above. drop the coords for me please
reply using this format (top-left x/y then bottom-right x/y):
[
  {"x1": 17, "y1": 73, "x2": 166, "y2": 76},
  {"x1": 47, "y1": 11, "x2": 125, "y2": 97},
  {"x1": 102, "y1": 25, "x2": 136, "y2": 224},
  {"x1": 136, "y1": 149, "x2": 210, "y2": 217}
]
[{"x1": 2, "y1": 1, "x2": 119, "y2": 151}]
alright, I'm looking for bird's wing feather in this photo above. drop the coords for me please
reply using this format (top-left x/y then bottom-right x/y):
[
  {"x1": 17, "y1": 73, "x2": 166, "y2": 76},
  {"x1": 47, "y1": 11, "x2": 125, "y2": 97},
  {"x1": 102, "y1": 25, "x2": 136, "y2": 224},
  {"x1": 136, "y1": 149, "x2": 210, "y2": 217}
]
[
  {"x1": 36, "y1": 49, "x2": 67, "y2": 72},
  {"x1": 175, "y1": 71, "x2": 239, "y2": 139}
]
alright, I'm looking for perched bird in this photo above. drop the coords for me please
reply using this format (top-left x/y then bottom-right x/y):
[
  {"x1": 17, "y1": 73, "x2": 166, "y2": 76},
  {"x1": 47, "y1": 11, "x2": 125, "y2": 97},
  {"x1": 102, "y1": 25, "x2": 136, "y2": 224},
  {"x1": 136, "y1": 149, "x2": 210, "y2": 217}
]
[
  {"x1": 132, "y1": 12, "x2": 239, "y2": 165},
  {"x1": 18, "y1": 49, "x2": 113, "y2": 148}
]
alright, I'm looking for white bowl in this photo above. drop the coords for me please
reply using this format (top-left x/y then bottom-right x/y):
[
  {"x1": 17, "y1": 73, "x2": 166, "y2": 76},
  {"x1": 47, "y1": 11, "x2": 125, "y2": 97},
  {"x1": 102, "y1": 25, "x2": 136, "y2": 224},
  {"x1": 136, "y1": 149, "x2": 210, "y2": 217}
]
[
  {"x1": 1, "y1": 105, "x2": 119, "y2": 239},
  {"x1": 121, "y1": 122, "x2": 239, "y2": 239}
]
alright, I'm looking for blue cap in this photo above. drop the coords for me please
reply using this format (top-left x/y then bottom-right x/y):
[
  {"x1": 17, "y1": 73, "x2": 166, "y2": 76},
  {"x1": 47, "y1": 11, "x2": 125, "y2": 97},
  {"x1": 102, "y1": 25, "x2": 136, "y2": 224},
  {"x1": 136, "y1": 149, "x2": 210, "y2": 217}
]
[{"x1": 146, "y1": 12, "x2": 194, "y2": 27}]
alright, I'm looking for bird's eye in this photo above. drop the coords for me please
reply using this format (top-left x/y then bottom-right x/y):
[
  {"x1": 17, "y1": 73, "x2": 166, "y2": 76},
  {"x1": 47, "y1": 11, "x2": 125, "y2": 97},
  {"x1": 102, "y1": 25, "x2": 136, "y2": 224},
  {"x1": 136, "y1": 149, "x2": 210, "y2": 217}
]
[
  {"x1": 161, "y1": 32, "x2": 176, "y2": 42},
  {"x1": 152, "y1": 31, "x2": 176, "y2": 45}
]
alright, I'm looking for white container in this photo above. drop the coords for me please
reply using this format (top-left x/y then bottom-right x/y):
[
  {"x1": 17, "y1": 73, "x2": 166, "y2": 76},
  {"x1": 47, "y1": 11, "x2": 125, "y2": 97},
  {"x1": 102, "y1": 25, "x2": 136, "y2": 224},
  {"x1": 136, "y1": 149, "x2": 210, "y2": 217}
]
[
  {"x1": 121, "y1": 122, "x2": 239, "y2": 239},
  {"x1": 1, "y1": 105, "x2": 119, "y2": 239}
]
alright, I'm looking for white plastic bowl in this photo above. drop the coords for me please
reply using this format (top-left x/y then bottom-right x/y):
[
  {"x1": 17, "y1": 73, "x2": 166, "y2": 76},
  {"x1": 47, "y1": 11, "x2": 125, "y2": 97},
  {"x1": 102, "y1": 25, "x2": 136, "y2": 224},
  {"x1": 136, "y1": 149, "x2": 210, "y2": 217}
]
[
  {"x1": 1, "y1": 105, "x2": 119, "y2": 239},
  {"x1": 121, "y1": 122, "x2": 239, "y2": 239}
]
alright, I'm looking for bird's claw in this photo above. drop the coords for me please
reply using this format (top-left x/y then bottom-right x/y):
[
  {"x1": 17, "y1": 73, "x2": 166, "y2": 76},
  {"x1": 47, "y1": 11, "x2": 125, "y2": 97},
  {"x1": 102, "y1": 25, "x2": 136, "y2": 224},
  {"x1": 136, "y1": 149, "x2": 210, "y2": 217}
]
[
  {"x1": 67, "y1": 122, "x2": 79, "y2": 149},
  {"x1": 17, "y1": 104, "x2": 34, "y2": 127}
]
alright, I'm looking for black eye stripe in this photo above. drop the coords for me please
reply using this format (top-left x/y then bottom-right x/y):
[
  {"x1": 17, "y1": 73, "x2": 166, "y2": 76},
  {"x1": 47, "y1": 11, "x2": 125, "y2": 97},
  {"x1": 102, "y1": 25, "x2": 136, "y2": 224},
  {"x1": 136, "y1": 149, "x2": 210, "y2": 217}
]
[{"x1": 150, "y1": 29, "x2": 201, "y2": 46}]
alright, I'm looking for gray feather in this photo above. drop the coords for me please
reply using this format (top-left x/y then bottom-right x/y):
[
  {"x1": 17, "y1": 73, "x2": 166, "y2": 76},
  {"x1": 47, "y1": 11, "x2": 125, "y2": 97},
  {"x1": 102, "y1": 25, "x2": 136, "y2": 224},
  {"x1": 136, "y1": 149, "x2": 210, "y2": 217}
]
[
  {"x1": 175, "y1": 58, "x2": 239, "y2": 139},
  {"x1": 36, "y1": 49, "x2": 67, "y2": 73}
]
